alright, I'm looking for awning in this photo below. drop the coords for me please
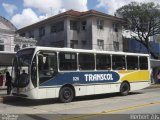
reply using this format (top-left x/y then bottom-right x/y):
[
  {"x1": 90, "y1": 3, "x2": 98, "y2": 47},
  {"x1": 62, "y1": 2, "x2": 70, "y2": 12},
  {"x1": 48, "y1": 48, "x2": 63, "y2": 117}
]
[
  {"x1": 0, "y1": 51, "x2": 16, "y2": 66},
  {"x1": 150, "y1": 59, "x2": 160, "y2": 67}
]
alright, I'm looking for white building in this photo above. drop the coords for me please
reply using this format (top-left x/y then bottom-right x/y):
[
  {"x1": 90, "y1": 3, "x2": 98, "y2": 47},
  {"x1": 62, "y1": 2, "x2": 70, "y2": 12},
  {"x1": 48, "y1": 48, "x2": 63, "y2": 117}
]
[
  {"x1": 0, "y1": 16, "x2": 37, "y2": 52},
  {"x1": 17, "y1": 10, "x2": 124, "y2": 51},
  {"x1": 0, "y1": 16, "x2": 16, "y2": 51}
]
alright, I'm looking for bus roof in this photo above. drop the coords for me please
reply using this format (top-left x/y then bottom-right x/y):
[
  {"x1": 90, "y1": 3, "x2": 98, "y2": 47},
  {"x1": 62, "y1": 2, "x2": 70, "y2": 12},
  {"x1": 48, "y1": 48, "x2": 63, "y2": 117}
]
[{"x1": 21, "y1": 46, "x2": 150, "y2": 57}]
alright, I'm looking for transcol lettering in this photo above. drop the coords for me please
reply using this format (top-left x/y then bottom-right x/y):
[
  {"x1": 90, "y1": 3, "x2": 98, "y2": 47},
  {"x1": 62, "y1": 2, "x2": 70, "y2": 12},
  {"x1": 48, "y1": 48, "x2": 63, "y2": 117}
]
[{"x1": 84, "y1": 74, "x2": 113, "y2": 81}]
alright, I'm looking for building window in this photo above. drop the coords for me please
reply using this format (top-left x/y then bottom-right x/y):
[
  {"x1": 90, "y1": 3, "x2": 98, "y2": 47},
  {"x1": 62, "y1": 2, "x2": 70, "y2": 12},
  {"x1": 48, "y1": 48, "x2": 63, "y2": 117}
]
[
  {"x1": 28, "y1": 31, "x2": 34, "y2": 38},
  {"x1": 97, "y1": 19, "x2": 104, "y2": 29},
  {"x1": 14, "y1": 44, "x2": 20, "y2": 52},
  {"x1": 20, "y1": 33, "x2": 25, "y2": 37},
  {"x1": 82, "y1": 40, "x2": 87, "y2": 46},
  {"x1": 51, "y1": 40, "x2": 64, "y2": 47},
  {"x1": 22, "y1": 44, "x2": 27, "y2": 48},
  {"x1": 113, "y1": 41, "x2": 119, "y2": 51},
  {"x1": 39, "y1": 27, "x2": 45, "y2": 37},
  {"x1": 113, "y1": 23, "x2": 118, "y2": 32},
  {"x1": 81, "y1": 21, "x2": 87, "y2": 30},
  {"x1": 70, "y1": 40, "x2": 78, "y2": 48},
  {"x1": 97, "y1": 39, "x2": 104, "y2": 50},
  {"x1": 0, "y1": 45, "x2": 4, "y2": 51},
  {"x1": 70, "y1": 20, "x2": 77, "y2": 30},
  {"x1": 0, "y1": 40, "x2": 4, "y2": 51},
  {"x1": 51, "y1": 21, "x2": 64, "y2": 33}
]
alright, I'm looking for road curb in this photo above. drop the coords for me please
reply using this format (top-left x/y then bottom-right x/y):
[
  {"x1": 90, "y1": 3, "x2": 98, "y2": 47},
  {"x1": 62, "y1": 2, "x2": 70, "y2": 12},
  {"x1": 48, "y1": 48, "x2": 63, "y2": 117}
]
[
  {"x1": 0, "y1": 96, "x2": 4, "y2": 103},
  {"x1": 148, "y1": 84, "x2": 160, "y2": 89},
  {"x1": 0, "y1": 96, "x2": 13, "y2": 103}
]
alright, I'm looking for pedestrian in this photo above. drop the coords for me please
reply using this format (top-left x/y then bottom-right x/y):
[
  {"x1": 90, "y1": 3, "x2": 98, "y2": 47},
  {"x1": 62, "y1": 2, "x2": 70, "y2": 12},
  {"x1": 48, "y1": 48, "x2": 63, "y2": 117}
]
[
  {"x1": 20, "y1": 70, "x2": 29, "y2": 85},
  {"x1": 5, "y1": 72, "x2": 12, "y2": 95},
  {"x1": 156, "y1": 71, "x2": 160, "y2": 84},
  {"x1": 0, "y1": 72, "x2": 3, "y2": 86}
]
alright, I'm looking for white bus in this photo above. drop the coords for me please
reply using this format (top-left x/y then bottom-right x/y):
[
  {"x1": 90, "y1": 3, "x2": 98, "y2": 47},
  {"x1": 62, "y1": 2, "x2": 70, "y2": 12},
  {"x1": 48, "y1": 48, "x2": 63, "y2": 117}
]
[{"x1": 11, "y1": 46, "x2": 150, "y2": 103}]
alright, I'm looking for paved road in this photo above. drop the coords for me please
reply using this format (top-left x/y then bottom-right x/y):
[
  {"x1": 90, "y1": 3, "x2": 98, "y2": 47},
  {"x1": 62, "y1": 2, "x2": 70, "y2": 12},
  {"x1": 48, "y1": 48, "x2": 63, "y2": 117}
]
[{"x1": 0, "y1": 87, "x2": 160, "y2": 120}]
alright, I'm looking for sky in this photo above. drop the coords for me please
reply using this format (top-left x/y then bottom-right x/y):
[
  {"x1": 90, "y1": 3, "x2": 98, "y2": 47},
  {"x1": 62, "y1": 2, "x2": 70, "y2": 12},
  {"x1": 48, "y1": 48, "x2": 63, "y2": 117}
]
[{"x1": 0, "y1": 0, "x2": 159, "y2": 29}]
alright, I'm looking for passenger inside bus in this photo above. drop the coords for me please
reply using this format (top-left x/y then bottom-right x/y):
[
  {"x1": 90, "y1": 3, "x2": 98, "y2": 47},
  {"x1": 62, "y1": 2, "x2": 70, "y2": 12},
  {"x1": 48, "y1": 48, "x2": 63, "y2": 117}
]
[{"x1": 38, "y1": 52, "x2": 57, "y2": 84}]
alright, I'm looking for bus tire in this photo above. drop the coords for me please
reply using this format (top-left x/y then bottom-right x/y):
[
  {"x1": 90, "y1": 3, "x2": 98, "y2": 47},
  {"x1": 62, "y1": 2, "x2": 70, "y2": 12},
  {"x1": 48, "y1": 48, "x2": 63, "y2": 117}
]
[
  {"x1": 59, "y1": 87, "x2": 74, "y2": 103},
  {"x1": 120, "y1": 82, "x2": 130, "y2": 96}
]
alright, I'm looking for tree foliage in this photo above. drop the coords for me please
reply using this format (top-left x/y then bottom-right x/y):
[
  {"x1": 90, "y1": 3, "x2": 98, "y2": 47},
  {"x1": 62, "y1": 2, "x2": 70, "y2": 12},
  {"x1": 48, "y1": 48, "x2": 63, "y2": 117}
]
[{"x1": 117, "y1": 2, "x2": 160, "y2": 59}]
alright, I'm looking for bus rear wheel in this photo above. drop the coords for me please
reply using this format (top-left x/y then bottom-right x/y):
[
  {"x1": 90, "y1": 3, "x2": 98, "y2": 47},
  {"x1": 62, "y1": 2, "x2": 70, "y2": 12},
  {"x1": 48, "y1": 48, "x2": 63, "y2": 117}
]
[
  {"x1": 120, "y1": 82, "x2": 130, "y2": 96},
  {"x1": 59, "y1": 87, "x2": 74, "y2": 103}
]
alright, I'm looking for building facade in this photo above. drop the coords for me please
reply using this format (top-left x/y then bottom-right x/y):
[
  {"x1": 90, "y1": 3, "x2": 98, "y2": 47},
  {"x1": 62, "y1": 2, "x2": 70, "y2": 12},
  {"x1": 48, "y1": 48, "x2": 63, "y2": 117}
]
[
  {"x1": 14, "y1": 35, "x2": 37, "y2": 52},
  {"x1": 17, "y1": 10, "x2": 124, "y2": 51},
  {"x1": 0, "y1": 16, "x2": 37, "y2": 52},
  {"x1": 0, "y1": 16, "x2": 16, "y2": 52}
]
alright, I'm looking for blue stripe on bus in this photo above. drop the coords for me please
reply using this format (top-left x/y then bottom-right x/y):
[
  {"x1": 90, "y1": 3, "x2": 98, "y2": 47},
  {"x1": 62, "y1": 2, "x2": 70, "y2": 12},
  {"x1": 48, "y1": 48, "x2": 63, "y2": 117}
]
[{"x1": 40, "y1": 71, "x2": 120, "y2": 86}]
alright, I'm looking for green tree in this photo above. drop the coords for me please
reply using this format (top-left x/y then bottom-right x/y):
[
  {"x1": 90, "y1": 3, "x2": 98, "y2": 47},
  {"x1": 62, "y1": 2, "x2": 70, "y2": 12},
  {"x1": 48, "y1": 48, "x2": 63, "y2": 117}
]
[{"x1": 117, "y1": 2, "x2": 160, "y2": 59}]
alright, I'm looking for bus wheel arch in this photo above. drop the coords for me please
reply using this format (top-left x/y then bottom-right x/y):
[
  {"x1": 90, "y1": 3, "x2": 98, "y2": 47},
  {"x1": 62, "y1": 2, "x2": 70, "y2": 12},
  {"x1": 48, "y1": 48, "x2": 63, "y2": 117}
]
[
  {"x1": 120, "y1": 81, "x2": 130, "y2": 96},
  {"x1": 59, "y1": 84, "x2": 75, "y2": 103}
]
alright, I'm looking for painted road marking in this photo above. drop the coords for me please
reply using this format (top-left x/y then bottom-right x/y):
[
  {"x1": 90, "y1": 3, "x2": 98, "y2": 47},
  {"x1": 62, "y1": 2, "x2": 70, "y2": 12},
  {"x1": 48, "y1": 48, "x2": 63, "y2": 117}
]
[
  {"x1": 55, "y1": 101, "x2": 160, "y2": 120},
  {"x1": 52, "y1": 94, "x2": 160, "y2": 113},
  {"x1": 101, "y1": 101, "x2": 160, "y2": 114}
]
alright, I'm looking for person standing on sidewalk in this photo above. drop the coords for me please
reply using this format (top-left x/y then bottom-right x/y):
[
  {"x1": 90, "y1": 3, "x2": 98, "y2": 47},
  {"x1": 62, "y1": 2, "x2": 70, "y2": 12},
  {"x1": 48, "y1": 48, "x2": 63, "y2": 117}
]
[
  {"x1": 0, "y1": 72, "x2": 3, "y2": 86},
  {"x1": 5, "y1": 72, "x2": 12, "y2": 95},
  {"x1": 156, "y1": 71, "x2": 160, "y2": 84}
]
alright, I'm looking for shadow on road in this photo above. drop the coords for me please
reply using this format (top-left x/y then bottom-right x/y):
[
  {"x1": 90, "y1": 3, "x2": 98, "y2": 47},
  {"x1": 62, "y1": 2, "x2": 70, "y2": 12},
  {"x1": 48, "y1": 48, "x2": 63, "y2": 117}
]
[
  {"x1": 2, "y1": 96, "x2": 58, "y2": 106},
  {"x1": 2, "y1": 92, "x2": 142, "y2": 107}
]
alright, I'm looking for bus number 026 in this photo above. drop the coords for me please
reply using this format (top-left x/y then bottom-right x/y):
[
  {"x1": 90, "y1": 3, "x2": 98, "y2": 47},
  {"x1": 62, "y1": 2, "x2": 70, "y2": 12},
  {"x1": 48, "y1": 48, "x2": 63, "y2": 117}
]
[{"x1": 73, "y1": 77, "x2": 79, "y2": 81}]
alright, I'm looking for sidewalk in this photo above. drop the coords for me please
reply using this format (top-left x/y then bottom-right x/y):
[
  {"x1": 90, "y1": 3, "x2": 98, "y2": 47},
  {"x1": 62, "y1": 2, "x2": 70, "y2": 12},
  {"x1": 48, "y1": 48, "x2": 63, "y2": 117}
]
[
  {"x1": 0, "y1": 88, "x2": 7, "y2": 102},
  {"x1": 147, "y1": 83, "x2": 160, "y2": 89},
  {"x1": 0, "y1": 87, "x2": 7, "y2": 98}
]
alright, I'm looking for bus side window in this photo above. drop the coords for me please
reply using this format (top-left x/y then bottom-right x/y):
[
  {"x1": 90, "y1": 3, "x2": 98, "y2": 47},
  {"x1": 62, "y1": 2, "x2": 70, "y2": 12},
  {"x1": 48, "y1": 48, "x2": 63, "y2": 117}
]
[
  {"x1": 38, "y1": 52, "x2": 57, "y2": 85},
  {"x1": 96, "y1": 54, "x2": 111, "y2": 70},
  {"x1": 127, "y1": 56, "x2": 138, "y2": 70},
  {"x1": 31, "y1": 56, "x2": 37, "y2": 87},
  {"x1": 79, "y1": 53, "x2": 95, "y2": 70},
  {"x1": 59, "y1": 52, "x2": 77, "y2": 71},
  {"x1": 38, "y1": 55, "x2": 44, "y2": 71},
  {"x1": 112, "y1": 55, "x2": 126, "y2": 70},
  {"x1": 139, "y1": 57, "x2": 148, "y2": 70}
]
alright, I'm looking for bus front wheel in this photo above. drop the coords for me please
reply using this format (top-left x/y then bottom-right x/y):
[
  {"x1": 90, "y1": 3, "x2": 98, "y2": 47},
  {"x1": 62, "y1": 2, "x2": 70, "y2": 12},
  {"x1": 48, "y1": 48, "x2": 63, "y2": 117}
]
[
  {"x1": 59, "y1": 87, "x2": 74, "y2": 103},
  {"x1": 120, "y1": 82, "x2": 130, "y2": 96}
]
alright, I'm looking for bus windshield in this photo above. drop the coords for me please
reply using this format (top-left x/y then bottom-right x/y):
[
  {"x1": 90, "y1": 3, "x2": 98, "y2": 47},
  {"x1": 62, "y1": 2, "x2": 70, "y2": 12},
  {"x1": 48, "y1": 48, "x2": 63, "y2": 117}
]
[{"x1": 12, "y1": 48, "x2": 35, "y2": 88}]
